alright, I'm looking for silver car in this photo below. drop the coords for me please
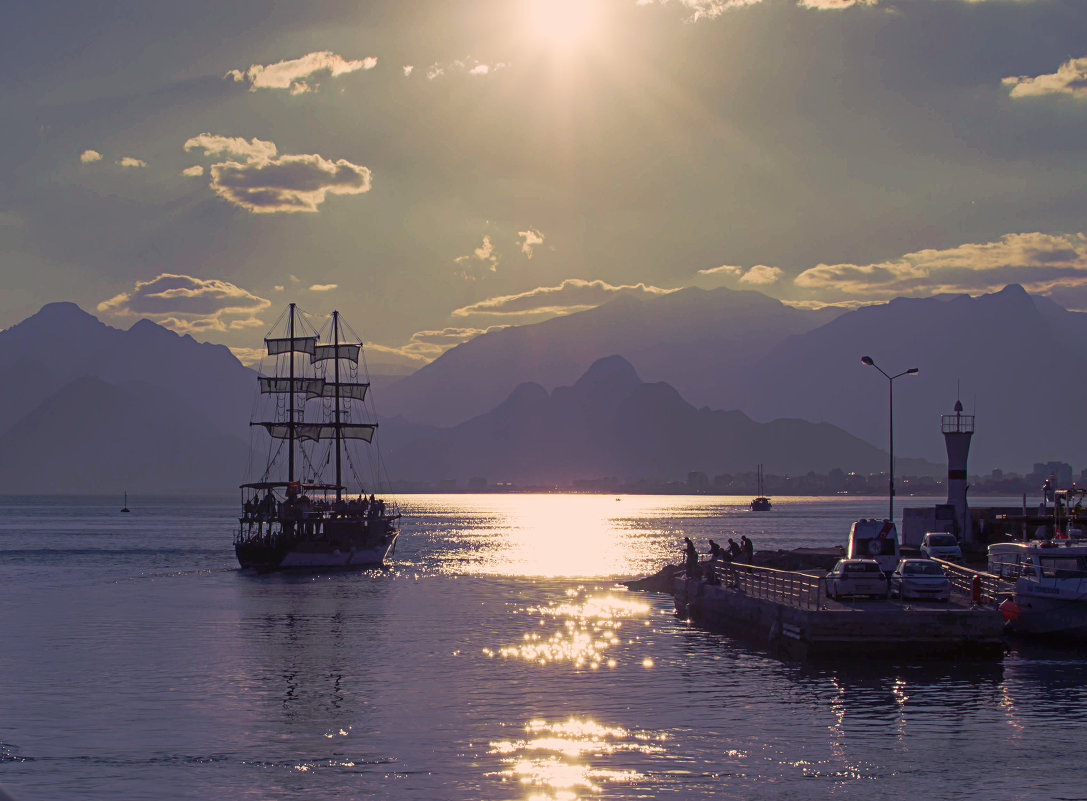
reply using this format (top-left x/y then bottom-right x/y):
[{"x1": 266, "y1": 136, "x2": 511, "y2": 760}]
[
  {"x1": 825, "y1": 558, "x2": 889, "y2": 600},
  {"x1": 890, "y1": 558, "x2": 951, "y2": 602},
  {"x1": 919, "y1": 532, "x2": 963, "y2": 561}
]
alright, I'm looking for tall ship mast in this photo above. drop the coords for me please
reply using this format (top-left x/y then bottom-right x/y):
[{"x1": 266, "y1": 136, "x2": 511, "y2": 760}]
[{"x1": 234, "y1": 303, "x2": 399, "y2": 569}]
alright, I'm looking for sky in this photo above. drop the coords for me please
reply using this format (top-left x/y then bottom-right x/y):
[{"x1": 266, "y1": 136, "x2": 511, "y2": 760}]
[{"x1": 4, "y1": 0, "x2": 1087, "y2": 368}]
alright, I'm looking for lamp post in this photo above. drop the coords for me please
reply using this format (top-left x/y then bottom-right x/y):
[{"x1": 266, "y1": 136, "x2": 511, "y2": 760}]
[{"x1": 860, "y1": 356, "x2": 918, "y2": 523}]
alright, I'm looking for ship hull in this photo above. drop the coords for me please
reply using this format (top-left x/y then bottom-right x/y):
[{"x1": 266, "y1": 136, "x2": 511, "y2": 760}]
[
  {"x1": 1009, "y1": 592, "x2": 1087, "y2": 640},
  {"x1": 234, "y1": 518, "x2": 398, "y2": 570}
]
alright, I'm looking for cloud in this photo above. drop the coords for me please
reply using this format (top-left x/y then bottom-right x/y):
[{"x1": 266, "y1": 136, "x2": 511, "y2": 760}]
[
  {"x1": 184, "y1": 134, "x2": 278, "y2": 164},
  {"x1": 80, "y1": 149, "x2": 102, "y2": 164},
  {"x1": 798, "y1": 0, "x2": 876, "y2": 8},
  {"x1": 370, "y1": 325, "x2": 508, "y2": 363},
  {"x1": 793, "y1": 232, "x2": 1087, "y2": 307},
  {"x1": 698, "y1": 262, "x2": 780, "y2": 284},
  {"x1": 181, "y1": 165, "x2": 204, "y2": 177},
  {"x1": 228, "y1": 346, "x2": 268, "y2": 367},
  {"x1": 518, "y1": 229, "x2": 545, "y2": 258},
  {"x1": 1004, "y1": 56, "x2": 1087, "y2": 99},
  {"x1": 738, "y1": 264, "x2": 783, "y2": 285},
  {"x1": 117, "y1": 156, "x2": 147, "y2": 168},
  {"x1": 697, "y1": 264, "x2": 743, "y2": 278},
  {"x1": 425, "y1": 59, "x2": 508, "y2": 80},
  {"x1": 226, "y1": 51, "x2": 377, "y2": 94},
  {"x1": 455, "y1": 235, "x2": 499, "y2": 277},
  {"x1": 98, "y1": 273, "x2": 271, "y2": 334},
  {"x1": 309, "y1": 283, "x2": 338, "y2": 292},
  {"x1": 184, "y1": 133, "x2": 371, "y2": 214},
  {"x1": 452, "y1": 278, "x2": 676, "y2": 319},
  {"x1": 403, "y1": 65, "x2": 414, "y2": 77}
]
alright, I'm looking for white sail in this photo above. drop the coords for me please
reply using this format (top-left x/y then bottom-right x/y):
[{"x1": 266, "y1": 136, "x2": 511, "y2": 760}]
[
  {"x1": 312, "y1": 343, "x2": 360, "y2": 363},
  {"x1": 259, "y1": 376, "x2": 326, "y2": 396},
  {"x1": 265, "y1": 336, "x2": 317, "y2": 356},
  {"x1": 256, "y1": 422, "x2": 377, "y2": 443},
  {"x1": 315, "y1": 381, "x2": 369, "y2": 401}
]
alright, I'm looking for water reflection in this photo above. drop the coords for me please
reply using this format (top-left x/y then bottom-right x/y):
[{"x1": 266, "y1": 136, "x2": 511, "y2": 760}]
[
  {"x1": 489, "y1": 717, "x2": 665, "y2": 799},
  {"x1": 485, "y1": 588, "x2": 651, "y2": 669}
]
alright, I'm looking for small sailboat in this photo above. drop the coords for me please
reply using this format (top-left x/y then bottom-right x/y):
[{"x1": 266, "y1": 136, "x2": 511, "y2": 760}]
[
  {"x1": 121, "y1": 491, "x2": 130, "y2": 513},
  {"x1": 233, "y1": 303, "x2": 399, "y2": 570},
  {"x1": 750, "y1": 465, "x2": 772, "y2": 511}
]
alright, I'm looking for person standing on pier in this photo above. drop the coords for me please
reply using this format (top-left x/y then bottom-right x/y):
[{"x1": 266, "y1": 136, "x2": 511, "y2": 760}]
[
  {"x1": 728, "y1": 538, "x2": 742, "y2": 561},
  {"x1": 740, "y1": 536, "x2": 754, "y2": 564},
  {"x1": 683, "y1": 537, "x2": 699, "y2": 577}
]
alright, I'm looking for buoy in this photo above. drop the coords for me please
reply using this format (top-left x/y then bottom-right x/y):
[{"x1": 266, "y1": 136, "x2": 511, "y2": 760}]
[{"x1": 999, "y1": 598, "x2": 1019, "y2": 621}]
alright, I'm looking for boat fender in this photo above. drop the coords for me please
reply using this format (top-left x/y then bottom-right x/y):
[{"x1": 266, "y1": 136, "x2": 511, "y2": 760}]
[{"x1": 999, "y1": 598, "x2": 1019, "y2": 622}]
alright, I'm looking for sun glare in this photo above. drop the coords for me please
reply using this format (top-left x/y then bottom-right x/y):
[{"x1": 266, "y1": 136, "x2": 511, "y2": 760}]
[{"x1": 524, "y1": 0, "x2": 603, "y2": 52}]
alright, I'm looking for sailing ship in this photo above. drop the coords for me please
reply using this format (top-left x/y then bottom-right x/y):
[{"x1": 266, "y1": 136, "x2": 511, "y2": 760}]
[
  {"x1": 233, "y1": 303, "x2": 399, "y2": 569},
  {"x1": 750, "y1": 464, "x2": 772, "y2": 511},
  {"x1": 121, "y1": 491, "x2": 130, "y2": 513}
]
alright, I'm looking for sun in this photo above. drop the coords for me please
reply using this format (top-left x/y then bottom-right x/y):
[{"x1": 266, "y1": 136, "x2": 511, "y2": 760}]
[{"x1": 523, "y1": 0, "x2": 604, "y2": 53}]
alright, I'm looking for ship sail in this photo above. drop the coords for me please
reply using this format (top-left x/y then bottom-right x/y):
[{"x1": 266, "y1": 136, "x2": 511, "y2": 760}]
[
  {"x1": 265, "y1": 336, "x2": 317, "y2": 356},
  {"x1": 257, "y1": 377, "x2": 368, "y2": 400},
  {"x1": 312, "y1": 343, "x2": 360, "y2": 363},
  {"x1": 254, "y1": 422, "x2": 377, "y2": 442}
]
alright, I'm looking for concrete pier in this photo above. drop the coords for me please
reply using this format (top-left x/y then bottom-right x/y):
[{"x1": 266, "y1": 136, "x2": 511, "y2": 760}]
[{"x1": 670, "y1": 562, "x2": 1005, "y2": 660}]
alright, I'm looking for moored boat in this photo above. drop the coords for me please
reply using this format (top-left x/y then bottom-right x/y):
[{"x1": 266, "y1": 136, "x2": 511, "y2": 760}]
[
  {"x1": 750, "y1": 464, "x2": 772, "y2": 511},
  {"x1": 233, "y1": 303, "x2": 399, "y2": 570},
  {"x1": 989, "y1": 540, "x2": 1087, "y2": 639}
]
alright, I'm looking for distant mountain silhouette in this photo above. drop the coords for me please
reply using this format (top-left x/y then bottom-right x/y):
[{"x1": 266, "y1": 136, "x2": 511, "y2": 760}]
[
  {"x1": 0, "y1": 302, "x2": 253, "y2": 439},
  {"x1": 0, "y1": 303, "x2": 253, "y2": 492},
  {"x1": 380, "y1": 356, "x2": 901, "y2": 485},
  {"x1": 384, "y1": 284, "x2": 1087, "y2": 472},
  {"x1": 730, "y1": 284, "x2": 1087, "y2": 470},
  {"x1": 381, "y1": 286, "x2": 840, "y2": 426},
  {"x1": 3, "y1": 288, "x2": 1069, "y2": 493},
  {"x1": 0, "y1": 376, "x2": 247, "y2": 493}
]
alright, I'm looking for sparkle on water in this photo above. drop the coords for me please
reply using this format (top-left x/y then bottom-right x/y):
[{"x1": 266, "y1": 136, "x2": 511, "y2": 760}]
[
  {"x1": 484, "y1": 588, "x2": 652, "y2": 669},
  {"x1": 489, "y1": 717, "x2": 664, "y2": 798}
]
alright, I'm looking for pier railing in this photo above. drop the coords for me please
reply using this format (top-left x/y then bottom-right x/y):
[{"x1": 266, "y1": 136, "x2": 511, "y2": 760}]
[
  {"x1": 709, "y1": 562, "x2": 823, "y2": 611},
  {"x1": 932, "y1": 558, "x2": 1013, "y2": 604}
]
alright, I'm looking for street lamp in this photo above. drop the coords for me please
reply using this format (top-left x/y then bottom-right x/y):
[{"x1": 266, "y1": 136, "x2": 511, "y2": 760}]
[{"x1": 860, "y1": 356, "x2": 919, "y2": 523}]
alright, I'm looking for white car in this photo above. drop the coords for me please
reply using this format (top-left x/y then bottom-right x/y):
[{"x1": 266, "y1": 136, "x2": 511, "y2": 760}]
[
  {"x1": 890, "y1": 558, "x2": 951, "y2": 602},
  {"x1": 825, "y1": 558, "x2": 889, "y2": 600},
  {"x1": 919, "y1": 532, "x2": 963, "y2": 561}
]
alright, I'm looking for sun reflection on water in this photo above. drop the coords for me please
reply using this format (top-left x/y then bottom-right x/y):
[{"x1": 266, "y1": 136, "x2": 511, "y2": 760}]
[
  {"x1": 420, "y1": 494, "x2": 683, "y2": 577},
  {"x1": 483, "y1": 589, "x2": 651, "y2": 669},
  {"x1": 489, "y1": 717, "x2": 666, "y2": 799}
]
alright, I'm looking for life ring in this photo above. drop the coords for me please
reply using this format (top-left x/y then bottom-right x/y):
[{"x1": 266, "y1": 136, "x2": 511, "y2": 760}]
[{"x1": 867, "y1": 539, "x2": 883, "y2": 556}]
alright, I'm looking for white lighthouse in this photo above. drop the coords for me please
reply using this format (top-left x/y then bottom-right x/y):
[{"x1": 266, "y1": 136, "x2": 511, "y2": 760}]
[{"x1": 942, "y1": 400, "x2": 974, "y2": 543}]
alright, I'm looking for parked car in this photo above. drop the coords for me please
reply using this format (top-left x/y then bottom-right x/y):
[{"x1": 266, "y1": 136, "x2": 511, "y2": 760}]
[
  {"x1": 890, "y1": 558, "x2": 951, "y2": 602},
  {"x1": 919, "y1": 532, "x2": 963, "y2": 561},
  {"x1": 825, "y1": 558, "x2": 889, "y2": 600}
]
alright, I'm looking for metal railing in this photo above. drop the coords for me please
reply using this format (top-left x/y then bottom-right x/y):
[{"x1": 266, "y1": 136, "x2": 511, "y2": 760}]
[
  {"x1": 706, "y1": 561, "x2": 824, "y2": 611},
  {"x1": 932, "y1": 558, "x2": 1013, "y2": 604}
]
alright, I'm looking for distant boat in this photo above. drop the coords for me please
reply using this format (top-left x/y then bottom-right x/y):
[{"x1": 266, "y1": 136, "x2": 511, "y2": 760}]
[
  {"x1": 233, "y1": 303, "x2": 399, "y2": 570},
  {"x1": 750, "y1": 465, "x2": 772, "y2": 511},
  {"x1": 121, "y1": 491, "x2": 130, "y2": 513}
]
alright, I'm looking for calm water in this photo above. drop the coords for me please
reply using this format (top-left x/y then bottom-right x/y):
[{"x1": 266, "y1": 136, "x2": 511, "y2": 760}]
[{"x1": 1, "y1": 494, "x2": 1085, "y2": 800}]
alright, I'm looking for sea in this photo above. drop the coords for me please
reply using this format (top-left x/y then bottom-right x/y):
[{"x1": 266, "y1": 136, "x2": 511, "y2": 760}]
[{"x1": 1, "y1": 493, "x2": 1085, "y2": 801}]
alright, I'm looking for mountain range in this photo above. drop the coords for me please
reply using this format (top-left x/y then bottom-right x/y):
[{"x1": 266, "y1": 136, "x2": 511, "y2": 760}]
[
  {"x1": 0, "y1": 283, "x2": 1079, "y2": 492},
  {"x1": 380, "y1": 355, "x2": 899, "y2": 485},
  {"x1": 384, "y1": 284, "x2": 1087, "y2": 472}
]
